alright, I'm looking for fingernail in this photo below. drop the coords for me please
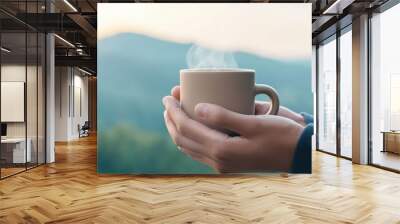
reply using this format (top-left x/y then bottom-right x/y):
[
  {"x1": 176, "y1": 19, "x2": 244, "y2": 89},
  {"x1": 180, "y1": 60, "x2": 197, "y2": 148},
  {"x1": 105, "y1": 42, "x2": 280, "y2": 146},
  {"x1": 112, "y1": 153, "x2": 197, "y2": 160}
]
[
  {"x1": 196, "y1": 103, "x2": 209, "y2": 118},
  {"x1": 162, "y1": 97, "x2": 167, "y2": 106}
]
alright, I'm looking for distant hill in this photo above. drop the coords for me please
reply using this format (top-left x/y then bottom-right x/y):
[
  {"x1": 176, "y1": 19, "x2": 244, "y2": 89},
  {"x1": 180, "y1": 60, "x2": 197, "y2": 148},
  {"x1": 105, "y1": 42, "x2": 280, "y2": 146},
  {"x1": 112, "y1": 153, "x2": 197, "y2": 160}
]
[{"x1": 98, "y1": 33, "x2": 312, "y2": 133}]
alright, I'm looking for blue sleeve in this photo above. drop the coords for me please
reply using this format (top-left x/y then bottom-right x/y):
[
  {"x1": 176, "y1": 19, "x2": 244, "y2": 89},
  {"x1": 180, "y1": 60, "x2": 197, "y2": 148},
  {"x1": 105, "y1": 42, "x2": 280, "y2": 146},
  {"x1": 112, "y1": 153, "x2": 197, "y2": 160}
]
[
  {"x1": 290, "y1": 113, "x2": 314, "y2": 174},
  {"x1": 300, "y1": 112, "x2": 314, "y2": 125}
]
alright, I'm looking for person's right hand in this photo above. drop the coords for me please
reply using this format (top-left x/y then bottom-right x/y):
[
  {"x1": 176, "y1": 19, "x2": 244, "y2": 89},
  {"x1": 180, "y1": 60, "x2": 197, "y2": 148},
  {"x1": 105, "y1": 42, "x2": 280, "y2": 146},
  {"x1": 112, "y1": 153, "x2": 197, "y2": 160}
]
[
  {"x1": 171, "y1": 86, "x2": 306, "y2": 126},
  {"x1": 162, "y1": 95, "x2": 304, "y2": 173}
]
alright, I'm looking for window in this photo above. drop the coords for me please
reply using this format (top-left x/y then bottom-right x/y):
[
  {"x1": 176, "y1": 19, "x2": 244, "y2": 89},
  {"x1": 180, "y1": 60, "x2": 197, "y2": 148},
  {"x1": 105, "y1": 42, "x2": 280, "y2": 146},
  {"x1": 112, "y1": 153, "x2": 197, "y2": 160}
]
[
  {"x1": 339, "y1": 28, "x2": 352, "y2": 158},
  {"x1": 317, "y1": 36, "x2": 337, "y2": 154},
  {"x1": 0, "y1": 2, "x2": 46, "y2": 179},
  {"x1": 370, "y1": 3, "x2": 400, "y2": 171}
]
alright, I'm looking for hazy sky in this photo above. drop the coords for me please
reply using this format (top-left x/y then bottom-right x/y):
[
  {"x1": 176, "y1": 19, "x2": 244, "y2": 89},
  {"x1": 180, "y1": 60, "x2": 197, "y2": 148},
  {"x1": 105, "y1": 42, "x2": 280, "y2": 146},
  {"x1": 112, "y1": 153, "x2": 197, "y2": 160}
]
[{"x1": 98, "y1": 3, "x2": 311, "y2": 60}]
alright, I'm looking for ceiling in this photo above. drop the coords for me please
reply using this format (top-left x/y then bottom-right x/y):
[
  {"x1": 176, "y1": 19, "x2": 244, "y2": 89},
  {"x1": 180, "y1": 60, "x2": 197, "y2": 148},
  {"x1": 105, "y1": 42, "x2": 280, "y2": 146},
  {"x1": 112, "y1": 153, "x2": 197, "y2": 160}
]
[{"x1": 0, "y1": 0, "x2": 393, "y2": 75}]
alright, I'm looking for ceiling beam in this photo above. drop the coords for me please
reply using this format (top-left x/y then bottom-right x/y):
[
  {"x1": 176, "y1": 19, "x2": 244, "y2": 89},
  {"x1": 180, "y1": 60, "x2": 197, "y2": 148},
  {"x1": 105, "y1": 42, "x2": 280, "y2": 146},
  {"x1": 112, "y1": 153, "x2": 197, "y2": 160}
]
[
  {"x1": 312, "y1": 15, "x2": 335, "y2": 33},
  {"x1": 55, "y1": 55, "x2": 96, "y2": 72},
  {"x1": 322, "y1": 0, "x2": 356, "y2": 14},
  {"x1": 67, "y1": 14, "x2": 96, "y2": 36},
  {"x1": 13, "y1": 13, "x2": 82, "y2": 32}
]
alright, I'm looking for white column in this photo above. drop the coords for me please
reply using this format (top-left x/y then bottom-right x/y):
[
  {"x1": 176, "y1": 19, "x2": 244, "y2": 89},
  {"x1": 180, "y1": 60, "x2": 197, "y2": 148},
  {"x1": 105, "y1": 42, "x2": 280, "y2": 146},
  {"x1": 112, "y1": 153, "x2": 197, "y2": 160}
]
[
  {"x1": 45, "y1": 0, "x2": 56, "y2": 163},
  {"x1": 352, "y1": 14, "x2": 369, "y2": 164},
  {"x1": 46, "y1": 33, "x2": 55, "y2": 163}
]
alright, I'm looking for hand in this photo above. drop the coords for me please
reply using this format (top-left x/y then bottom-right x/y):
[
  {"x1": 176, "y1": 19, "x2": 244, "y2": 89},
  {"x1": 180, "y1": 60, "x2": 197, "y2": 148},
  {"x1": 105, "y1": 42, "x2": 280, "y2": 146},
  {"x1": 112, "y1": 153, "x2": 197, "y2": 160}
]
[
  {"x1": 163, "y1": 87, "x2": 304, "y2": 173},
  {"x1": 171, "y1": 86, "x2": 307, "y2": 127}
]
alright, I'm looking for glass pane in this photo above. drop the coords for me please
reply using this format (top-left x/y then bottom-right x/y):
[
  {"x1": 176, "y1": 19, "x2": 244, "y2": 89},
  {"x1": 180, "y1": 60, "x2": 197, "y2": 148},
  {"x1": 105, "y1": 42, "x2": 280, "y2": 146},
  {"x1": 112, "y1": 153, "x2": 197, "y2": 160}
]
[
  {"x1": 1, "y1": 31, "x2": 27, "y2": 177},
  {"x1": 38, "y1": 33, "x2": 45, "y2": 165},
  {"x1": 340, "y1": 29, "x2": 352, "y2": 158},
  {"x1": 318, "y1": 37, "x2": 337, "y2": 154},
  {"x1": 371, "y1": 4, "x2": 400, "y2": 171},
  {"x1": 27, "y1": 31, "x2": 38, "y2": 169}
]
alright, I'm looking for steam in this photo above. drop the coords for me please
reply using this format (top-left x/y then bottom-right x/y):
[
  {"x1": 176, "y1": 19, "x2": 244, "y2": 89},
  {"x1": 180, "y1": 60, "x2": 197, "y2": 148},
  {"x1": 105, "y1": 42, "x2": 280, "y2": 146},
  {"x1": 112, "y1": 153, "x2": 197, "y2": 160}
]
[{"x1": 186, "y1": 44, "x2": 238, "y2": 69}]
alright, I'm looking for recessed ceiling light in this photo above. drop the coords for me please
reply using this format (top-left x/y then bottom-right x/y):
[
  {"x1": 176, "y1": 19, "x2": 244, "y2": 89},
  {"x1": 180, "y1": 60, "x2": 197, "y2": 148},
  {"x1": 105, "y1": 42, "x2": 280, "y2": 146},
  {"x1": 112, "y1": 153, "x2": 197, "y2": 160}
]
[
  {"x1": 78, "y1": 67, "x2": 93, "y2": 76},
  {"x1": 63, "y1": 0, "x2": 78, "y2": 12},
  {"x1": 1, "y1": 47, "x2": 11, "y2": 53},
  {"x1": 323, "y1": 0, "x2": 354, "y2": 15},
  {"x1": 54, "y1": 34, "x2": 75, "y2": 48}
]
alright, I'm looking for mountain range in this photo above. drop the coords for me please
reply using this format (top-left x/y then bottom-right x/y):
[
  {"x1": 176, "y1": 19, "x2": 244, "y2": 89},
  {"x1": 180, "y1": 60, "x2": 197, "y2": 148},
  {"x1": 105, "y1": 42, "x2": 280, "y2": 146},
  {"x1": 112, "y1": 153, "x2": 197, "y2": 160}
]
[{"x1": 98, "y1": 33, "x2": 312, "y2": 133}]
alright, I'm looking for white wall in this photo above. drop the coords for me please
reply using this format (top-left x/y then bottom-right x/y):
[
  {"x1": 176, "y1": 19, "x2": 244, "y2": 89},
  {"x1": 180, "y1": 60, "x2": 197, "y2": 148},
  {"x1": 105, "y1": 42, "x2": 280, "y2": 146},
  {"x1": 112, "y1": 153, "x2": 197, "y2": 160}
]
[
  {"x1": 1, "y1": 65, "x2": 38, "y2": 138},
  {"x1": 55, "y1": 67, "x2": 89, "y2": 141},
  {"x1": 55, "y1": 66, "x2": 70, "y2": 141},
  {"x1": 1, "y1": 65, "x2": 27, "y2": 141},
  {"x1": 1, "y1": 64, "x2": 46, "y2": 164},
  {"x1": 73, "y1": 73, "x2": 89, "y2": 137}
]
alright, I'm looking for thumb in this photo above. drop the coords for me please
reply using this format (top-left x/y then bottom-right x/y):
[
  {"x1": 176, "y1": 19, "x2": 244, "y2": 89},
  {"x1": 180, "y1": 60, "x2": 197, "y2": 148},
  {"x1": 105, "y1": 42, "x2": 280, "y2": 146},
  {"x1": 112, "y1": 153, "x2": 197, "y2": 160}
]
[{"x1": 194, "y1": 103, "x2": 257, "y2": 136}]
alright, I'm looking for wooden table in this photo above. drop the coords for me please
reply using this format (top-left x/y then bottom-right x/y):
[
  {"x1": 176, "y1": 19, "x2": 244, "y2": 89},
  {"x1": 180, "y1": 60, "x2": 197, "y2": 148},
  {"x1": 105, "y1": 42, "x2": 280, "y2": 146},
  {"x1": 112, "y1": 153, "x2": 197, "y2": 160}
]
[
  {"x1": 1, "y1": 138, "x2": 31, "y2": 164},
  {"x1": 382, "y1": 131, "x2": 400, "y2": 154}
]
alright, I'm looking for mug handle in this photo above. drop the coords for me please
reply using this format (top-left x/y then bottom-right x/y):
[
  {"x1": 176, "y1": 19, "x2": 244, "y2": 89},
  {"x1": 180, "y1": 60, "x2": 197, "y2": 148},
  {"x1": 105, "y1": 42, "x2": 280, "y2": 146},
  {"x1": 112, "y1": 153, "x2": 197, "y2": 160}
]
[{"x1": 254, "y1": 84, "x2": 280, "y2": 115}]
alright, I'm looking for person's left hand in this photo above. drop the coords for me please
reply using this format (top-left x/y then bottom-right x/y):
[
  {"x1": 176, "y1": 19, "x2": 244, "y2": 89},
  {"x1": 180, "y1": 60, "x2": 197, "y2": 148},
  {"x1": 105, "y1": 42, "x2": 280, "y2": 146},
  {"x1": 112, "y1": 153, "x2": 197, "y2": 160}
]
[
  {"x1": 170, "y1": 86, "x2": 307, "y2": 127},
  {"x1": 162, "y1": 93, "x2": 304, "y2": 173}
]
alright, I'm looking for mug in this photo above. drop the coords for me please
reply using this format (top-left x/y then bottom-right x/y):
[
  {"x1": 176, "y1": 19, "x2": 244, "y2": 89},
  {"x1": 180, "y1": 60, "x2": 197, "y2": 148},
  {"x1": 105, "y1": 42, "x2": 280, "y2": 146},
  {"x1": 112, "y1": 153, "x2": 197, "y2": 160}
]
[{"x1": 180, "y1": 68, "x2": 280, "y2": 134}]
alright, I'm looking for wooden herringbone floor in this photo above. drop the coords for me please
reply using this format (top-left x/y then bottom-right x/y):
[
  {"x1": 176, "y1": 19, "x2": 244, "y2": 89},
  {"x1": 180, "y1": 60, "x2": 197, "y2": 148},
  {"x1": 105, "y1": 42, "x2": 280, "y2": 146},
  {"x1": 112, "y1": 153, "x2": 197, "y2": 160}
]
[{"x1": 1, "y1": 134, "x2": 400, "y2": 224}]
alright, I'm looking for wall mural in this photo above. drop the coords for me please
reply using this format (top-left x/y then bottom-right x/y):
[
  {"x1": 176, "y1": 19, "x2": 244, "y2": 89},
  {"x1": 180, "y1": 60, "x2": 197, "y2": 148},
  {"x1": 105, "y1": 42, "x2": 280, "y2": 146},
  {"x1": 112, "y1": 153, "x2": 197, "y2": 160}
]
[{"x1": 98, "y1": 3, "x2": 312, "y2": 174}]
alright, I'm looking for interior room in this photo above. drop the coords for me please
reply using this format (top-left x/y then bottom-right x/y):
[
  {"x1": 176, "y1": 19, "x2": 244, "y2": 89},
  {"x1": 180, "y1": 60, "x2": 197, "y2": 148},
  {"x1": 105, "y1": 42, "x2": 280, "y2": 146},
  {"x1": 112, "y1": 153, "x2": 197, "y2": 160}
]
[
  {"x1": 370, "y1": 3, "x2": 400, "y2": 171},
  {"x1": 0, "y1": 0, "x2": 400, "y2": 223},
  {"x1": 0, "y1": 26, "x2": 46, "y2": 178}
]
